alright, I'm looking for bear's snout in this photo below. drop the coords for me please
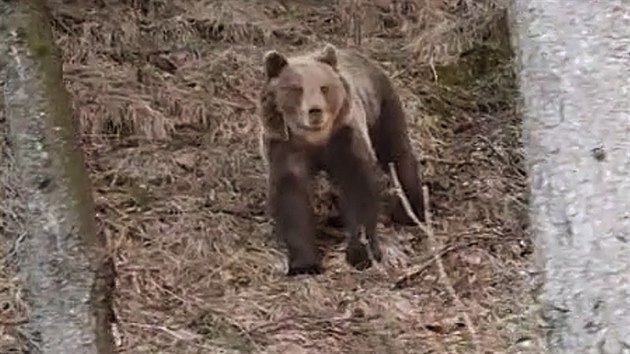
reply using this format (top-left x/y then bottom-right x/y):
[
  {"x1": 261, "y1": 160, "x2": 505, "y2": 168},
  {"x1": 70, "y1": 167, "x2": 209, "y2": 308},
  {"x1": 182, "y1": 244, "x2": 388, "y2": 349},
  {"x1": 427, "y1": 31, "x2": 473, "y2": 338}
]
[{"x1": 308, "y1": 107, "x2": 324, "y2": 126}]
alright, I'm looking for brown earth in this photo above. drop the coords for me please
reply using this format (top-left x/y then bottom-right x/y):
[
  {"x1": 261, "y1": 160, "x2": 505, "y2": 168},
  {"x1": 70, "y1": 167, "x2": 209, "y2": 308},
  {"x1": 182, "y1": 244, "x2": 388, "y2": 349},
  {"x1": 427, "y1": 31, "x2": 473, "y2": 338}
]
[{"x1": 1, "y1": 0, "x2": 543, "y2": 353}]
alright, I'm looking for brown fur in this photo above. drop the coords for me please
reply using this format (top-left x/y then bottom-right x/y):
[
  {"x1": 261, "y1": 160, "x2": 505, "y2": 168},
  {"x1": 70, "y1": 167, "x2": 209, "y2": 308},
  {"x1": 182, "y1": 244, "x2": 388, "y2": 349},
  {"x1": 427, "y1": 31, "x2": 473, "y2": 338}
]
[{"x1": 259, "y1": 44, "x2": 424, "y2": 276}]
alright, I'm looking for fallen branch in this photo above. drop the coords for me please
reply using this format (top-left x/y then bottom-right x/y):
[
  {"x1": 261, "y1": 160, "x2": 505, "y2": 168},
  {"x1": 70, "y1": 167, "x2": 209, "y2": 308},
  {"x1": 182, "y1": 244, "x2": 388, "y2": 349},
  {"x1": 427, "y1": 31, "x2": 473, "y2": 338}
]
[{"x1": 388, "y1": 162, "x2": 480, "y2": 354}]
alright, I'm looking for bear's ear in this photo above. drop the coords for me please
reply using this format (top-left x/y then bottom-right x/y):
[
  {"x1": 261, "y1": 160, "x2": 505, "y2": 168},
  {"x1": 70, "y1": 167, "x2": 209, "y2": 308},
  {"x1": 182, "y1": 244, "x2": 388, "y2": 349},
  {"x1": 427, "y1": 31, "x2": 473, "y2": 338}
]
[
  {"x1": 263, "y1": 50, "x2": 288, "y2": 79},
  {"x1": 316, "y1": 43, "x2": 338, "y2": 68},
  {"x1": 260, "y1": 86, "x2": 289, "y2": 141}
]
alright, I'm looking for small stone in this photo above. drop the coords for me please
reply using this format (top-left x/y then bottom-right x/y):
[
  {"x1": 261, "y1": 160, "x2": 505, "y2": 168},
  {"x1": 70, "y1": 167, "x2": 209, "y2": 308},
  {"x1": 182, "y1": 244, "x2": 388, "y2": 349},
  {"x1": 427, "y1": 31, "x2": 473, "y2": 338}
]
[
  {"x1": 174, "y1": 153, "x2": 197, "y2": 171},
  {"x1": 591, "y1": 146, "x2": 606, "y2": 161}
]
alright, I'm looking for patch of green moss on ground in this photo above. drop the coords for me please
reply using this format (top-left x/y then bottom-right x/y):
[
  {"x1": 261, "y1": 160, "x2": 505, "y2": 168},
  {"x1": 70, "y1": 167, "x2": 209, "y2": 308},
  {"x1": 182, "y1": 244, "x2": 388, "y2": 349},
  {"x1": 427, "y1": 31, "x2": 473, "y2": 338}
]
[
  {"x1": 423, "y1": 38, "x2": 517, "y2": 117},
  {"x1": 421, "y1": 11, "x2": 517, "y2": 117}
]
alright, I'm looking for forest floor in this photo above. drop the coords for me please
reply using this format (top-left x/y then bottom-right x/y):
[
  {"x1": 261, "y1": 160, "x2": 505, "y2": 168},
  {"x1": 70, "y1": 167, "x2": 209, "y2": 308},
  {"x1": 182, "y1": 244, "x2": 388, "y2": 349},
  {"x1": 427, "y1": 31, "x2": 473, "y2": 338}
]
[{"x1": 1, "y1": 0, "x2": 544, "y2": 353}]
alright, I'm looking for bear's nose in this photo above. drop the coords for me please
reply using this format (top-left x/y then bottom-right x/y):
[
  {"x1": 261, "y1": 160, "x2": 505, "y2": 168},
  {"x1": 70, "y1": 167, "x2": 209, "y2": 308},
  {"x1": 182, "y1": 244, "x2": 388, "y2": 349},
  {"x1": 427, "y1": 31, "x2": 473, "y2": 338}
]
[{"x1": 308, "y1": 108, "x2": 323, "y2": 125}]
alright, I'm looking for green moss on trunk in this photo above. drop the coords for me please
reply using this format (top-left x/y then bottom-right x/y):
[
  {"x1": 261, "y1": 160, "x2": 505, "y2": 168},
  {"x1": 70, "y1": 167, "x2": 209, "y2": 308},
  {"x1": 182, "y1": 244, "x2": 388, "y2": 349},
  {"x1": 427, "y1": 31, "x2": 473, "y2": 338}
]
[{"x1": 19, "y1": 1, "x2": 99, "y2": 253}]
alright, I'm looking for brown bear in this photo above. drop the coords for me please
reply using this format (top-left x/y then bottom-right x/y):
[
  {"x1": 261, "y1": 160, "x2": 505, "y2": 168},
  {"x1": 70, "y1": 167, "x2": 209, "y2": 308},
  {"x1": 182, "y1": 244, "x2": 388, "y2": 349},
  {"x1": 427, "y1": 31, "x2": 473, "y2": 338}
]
[{"x1": 258, "y1": 43, "x2": 425, "y2": 276}]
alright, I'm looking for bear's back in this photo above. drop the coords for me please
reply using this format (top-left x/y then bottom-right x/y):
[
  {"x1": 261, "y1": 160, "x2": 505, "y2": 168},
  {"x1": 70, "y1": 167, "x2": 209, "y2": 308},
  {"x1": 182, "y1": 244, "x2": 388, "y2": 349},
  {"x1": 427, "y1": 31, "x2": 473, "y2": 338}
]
[{"x1": 336, "y1": 49, "x2": 391, "y2": 128}]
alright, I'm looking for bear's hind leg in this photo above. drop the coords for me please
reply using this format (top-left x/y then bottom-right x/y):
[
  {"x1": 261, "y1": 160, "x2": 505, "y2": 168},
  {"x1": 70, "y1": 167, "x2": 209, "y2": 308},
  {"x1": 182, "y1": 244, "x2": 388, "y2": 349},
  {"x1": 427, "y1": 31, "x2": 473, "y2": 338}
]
[
  {"x1": 325, "y1": 126, "x2": 382, "y2": 269},
  {"x1": 389, "y1": 151, "x2": 425, "y2": 225},
  {"x1": 268, "y1": 144, "x2": 322, "y2": 276},
  {"x1": 373, "y1": 86, "x2": 425, "y2": 225}
]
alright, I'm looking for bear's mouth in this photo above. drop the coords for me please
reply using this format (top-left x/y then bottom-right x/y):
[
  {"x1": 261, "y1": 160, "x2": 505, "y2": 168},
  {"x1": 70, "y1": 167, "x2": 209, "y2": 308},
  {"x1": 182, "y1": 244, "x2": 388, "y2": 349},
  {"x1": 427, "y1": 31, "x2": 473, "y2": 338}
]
[{"x1": 296, "y1": 123, "x2": 325, "y2": 131}]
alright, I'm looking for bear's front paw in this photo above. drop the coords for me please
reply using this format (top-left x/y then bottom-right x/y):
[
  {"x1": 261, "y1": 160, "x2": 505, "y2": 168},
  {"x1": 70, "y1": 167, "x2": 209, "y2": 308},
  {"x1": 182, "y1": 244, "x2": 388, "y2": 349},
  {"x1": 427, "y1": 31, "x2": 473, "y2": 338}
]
[
  {"x1": 345, "y1": 240, "x2": 372, "y2": 270},
  {"x1": 368, "y1": 240, "x2": 383, "y2": 263},
  {"x1": 287, "y1": 258, "x2": 323, "y2": 276}
]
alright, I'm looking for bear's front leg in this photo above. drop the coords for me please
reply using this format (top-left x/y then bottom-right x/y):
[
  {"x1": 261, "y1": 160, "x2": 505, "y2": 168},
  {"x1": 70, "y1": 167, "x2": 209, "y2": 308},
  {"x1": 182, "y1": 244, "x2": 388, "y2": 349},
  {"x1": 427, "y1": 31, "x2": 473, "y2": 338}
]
[
  {"x1": 325, "y1": 127, "x2": 382, "y2": 270},
  {"x1": 268, "y1": 143, "x2": 322, "y2": 276}
]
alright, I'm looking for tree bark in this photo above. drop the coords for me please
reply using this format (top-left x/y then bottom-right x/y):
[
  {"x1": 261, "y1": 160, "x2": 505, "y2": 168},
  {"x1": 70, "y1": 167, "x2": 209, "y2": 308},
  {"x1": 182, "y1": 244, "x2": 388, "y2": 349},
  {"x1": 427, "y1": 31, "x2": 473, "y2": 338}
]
[
  {"x1": 509, "y1": 1, "x2": 630, "y2": 353},
  {"x1": 1, "y1": 1, "x2": 115, "y2": 353}
]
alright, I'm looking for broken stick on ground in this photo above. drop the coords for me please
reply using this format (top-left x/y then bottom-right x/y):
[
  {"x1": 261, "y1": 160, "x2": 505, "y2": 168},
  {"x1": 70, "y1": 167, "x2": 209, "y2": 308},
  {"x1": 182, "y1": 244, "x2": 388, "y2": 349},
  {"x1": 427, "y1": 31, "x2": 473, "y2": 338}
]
[{"x1": 388, "y1": 162, "x2": 481, "y2": 354}]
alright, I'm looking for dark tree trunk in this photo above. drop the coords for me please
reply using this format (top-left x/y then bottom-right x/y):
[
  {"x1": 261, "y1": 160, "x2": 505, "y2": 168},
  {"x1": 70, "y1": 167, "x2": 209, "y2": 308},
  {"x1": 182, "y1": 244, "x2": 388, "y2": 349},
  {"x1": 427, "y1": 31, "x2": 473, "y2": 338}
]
[
  {"x1": 509, "y1": 0, "x2": 630, "y2": 352},
  {"x1": 1, "y1": 1, "x2": 116, "y2": 353}
]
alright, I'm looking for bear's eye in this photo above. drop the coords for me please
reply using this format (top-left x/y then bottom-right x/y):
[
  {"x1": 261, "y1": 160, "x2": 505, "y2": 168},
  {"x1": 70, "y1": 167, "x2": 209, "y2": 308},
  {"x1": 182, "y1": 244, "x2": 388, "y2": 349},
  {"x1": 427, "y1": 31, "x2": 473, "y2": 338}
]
[
  {"x1": 320, "y1": 85, "x2": 329, "y2": 94},
  {"x1": 285, "y1": 86, "x2": 303, "y2": 94}
]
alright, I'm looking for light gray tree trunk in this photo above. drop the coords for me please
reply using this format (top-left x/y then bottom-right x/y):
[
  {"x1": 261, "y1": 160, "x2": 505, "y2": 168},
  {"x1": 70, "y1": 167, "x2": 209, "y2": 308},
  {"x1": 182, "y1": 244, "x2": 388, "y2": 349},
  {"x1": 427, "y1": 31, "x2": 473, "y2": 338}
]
[
  {"x1": 1, "y1": 1, "x2": 115, "y2": 353},
  {"x1": 509, "y1": 0, "x2": 630, "y2": 353}
]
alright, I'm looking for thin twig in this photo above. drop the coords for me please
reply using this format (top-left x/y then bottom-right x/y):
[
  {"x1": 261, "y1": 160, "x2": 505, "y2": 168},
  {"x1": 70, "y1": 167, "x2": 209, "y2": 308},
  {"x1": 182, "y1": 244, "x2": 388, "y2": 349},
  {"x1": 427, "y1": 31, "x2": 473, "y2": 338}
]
[
  {"x1": 393, "y1": 240, "x2": 478, "y2": 289},
  {"x1": 387, "y1": 163, "x2": 430, "y2": 236},
  {"x1": 419, "y1": 154, "x2": 470, "y2": 165},
  {"x1": 121, "y1": 321, "x2": 258, "y2": 352},
  {"x1": 429, "y1": 55, "x2": 439, "y2": 84},
  {"x1": 0, "y1": 317, "x2": 28, "y2": 326},
  {"x1": 388, "y1": 162, "x2": 481, "y2": 354}
]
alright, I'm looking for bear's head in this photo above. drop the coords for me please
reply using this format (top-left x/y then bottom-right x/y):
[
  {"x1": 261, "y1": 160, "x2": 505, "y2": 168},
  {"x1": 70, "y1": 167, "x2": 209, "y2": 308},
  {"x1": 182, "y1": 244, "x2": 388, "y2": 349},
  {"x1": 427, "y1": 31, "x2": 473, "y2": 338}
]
[{"x1": 260, "y1": 44, "x2": 349, "y2": 144}]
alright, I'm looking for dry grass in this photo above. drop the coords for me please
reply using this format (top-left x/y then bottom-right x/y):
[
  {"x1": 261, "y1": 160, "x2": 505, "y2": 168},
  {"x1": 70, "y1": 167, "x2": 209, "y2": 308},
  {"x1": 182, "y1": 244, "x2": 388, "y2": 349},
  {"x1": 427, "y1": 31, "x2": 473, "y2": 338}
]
[{"x1": 1, "y1": 0, "x2": 544, "y2": 353}]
